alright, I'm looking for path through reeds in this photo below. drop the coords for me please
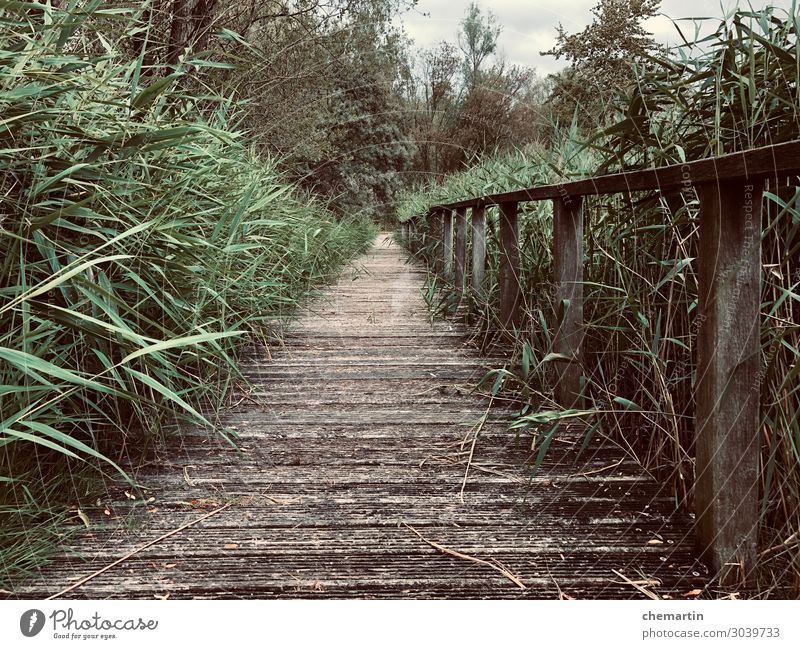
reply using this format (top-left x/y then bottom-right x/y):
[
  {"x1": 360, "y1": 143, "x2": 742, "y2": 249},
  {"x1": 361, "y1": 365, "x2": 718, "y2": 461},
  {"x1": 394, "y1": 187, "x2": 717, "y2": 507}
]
[{"x1": 9, "y1": 234, "x2": 701, "y2": 599}]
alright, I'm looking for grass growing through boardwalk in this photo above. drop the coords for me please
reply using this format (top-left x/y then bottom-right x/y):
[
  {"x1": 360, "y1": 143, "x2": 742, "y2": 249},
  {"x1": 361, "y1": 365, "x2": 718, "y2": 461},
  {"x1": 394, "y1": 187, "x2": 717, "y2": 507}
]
[
  {"x1": 0, "y1": 3, "x2": 375, "y2": 588},
  {"x1": 398, "y1": 5, "x2": 800, "y2": 596}
]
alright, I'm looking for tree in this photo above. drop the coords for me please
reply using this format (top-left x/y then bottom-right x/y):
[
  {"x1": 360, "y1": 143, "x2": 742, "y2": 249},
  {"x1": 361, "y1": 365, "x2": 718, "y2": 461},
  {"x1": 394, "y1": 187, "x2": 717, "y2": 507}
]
[
  {"x1": 403, "y1": 4, "x2": 548, "y2": 179},
  {"x1": 541, "y1": 0, "x2": 663, "y2": 128},
  {"x1": 455, "y1": 62, "x2": 545, "y2": 159},
  {"x1": 412, "y1": 42, "x2": 462, "y2": 176},
  {"x1": 167, "y1": 0, "x2": 218, "y2": 65},
  {"x1": 458, "y1": 2, "x2": 501, "y2": 90},
  {"x1": 543, "y1": 0, "x2": 661, "y2": 79},
  {"x1": 311, "y1": 22, "x2": 414, "y2": 220}
]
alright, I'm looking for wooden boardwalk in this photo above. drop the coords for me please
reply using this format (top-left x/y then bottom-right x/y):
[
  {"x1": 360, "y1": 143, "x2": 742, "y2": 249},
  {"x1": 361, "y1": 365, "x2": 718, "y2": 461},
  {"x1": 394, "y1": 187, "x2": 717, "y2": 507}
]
[{"x1": 10, "y1": 234, "x2": 701, "y2": 599}]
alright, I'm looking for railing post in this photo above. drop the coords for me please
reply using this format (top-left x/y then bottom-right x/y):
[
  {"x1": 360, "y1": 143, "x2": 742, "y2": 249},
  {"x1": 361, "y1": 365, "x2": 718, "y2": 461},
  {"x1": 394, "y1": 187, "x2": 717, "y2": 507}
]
[
  {"x1": 498, "y1": 201, "x2": 521, "y2": 330},
  {"x1": 552, "y1": 196, "x2": 584, "y2": 409},
  {"x1": 429, "y1": 210, "x2": 441, "y2": 271},
  {"x1": 471, "y1": 205, "x2": 486, "y2": 298},
  {"x1": 454, "y1": 207, "x2": 467, "y2": 292},
  {"x1": 695, "y1": 178, "x2": 762, "y2": 585},
  {"x1": 442, "y1": 208, "x2": 454, "y2": 281}
]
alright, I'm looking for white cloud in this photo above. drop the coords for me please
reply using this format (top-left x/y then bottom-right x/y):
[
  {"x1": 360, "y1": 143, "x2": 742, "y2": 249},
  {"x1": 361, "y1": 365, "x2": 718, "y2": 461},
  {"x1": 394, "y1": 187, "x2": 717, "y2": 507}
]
[{"x1": 399, "y1": 0, "x2": 798, "y2": 75}]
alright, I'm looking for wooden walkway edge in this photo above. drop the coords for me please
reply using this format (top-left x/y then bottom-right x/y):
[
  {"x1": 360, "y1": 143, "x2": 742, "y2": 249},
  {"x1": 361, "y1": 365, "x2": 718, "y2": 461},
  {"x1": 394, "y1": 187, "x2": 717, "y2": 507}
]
[{"x1": 8, "y1": 234, "x2": 701, "y2": 599}]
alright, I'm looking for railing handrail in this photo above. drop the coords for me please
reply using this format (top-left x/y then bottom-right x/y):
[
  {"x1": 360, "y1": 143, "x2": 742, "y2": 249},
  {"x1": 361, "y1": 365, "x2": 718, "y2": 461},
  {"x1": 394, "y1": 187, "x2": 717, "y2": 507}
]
[
  {"x1": 425, "y1": 139, "x2": 800, "y2": 214},
  {"x1": 402, "y1": 138, "x2": 800, "y2": 587}
]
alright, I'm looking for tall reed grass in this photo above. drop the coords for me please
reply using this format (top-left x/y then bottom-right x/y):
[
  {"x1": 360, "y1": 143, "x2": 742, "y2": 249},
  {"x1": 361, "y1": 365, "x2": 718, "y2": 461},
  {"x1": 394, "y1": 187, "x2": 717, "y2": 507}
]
[
  {"x1": 0, "y1": 2, "x2": 374, "y2": 587},
  {"x1": 398, "y1": 4, "x2": 800, "y2": 595}
]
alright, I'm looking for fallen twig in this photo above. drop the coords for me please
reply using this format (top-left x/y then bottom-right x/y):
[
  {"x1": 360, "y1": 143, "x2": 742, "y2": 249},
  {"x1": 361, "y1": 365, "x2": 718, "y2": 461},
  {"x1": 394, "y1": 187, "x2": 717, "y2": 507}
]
[
  {"x1": 47, "y1": 503, "x2": 231, "y2": 600},
  {"x1": 402, "y1": 522, "x2": 526, "y2": 590},
  {"x1": 758, "y1": 531, "x2": 799, "y2": 557},
  {"x1": 549, "y1": 571, "x2": 575, "y2": 600},
  {"x1": 463, "y1": 462, "x2": 524, "y2": 482},
  {"x1": 611, "y1": 569, "x2": 661, "y2": 600},
  {"x1": 261, "y1": 494, "x2": 303, "y2": 505},
  {"x1": 569, "y1": 458, "x2": 624, "y2": 478}
]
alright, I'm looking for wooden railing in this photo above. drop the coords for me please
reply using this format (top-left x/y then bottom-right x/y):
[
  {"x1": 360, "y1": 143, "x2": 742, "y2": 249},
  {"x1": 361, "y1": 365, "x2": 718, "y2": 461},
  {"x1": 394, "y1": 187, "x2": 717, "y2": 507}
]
[{"x1": 401, "y1": 140, "x2": 800, "y2": 585}]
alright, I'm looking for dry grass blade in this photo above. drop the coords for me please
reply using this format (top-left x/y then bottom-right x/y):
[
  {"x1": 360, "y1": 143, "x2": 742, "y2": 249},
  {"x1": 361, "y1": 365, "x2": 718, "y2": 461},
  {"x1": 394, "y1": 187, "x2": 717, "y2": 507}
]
[{"x1": 459, "y1": 397, "x2": 494, "y2": 503}]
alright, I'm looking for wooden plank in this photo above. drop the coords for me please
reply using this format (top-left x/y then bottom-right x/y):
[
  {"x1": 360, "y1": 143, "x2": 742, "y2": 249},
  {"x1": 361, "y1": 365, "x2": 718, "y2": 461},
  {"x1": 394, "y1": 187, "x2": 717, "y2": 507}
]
[
  {"x1": 695, "y1": 179, "x2": 762, "y2": 586},
  {"x1": 498, "y1": 202, "x2": 521, "y2": 331},
  {"x1": 454, "y1": 207, "x2": 467, "y2": 291},
  {"x1": 442, "y1": 209, "x2": 453, "y2": 280},
  {"x1": 9, "y1": 233, "x2": 700, "y2": 601},
  {"x1": 429, "y1": 210, "x2": 442, "y2": 272},
  {"x1": 552, "y1": 196, "x2": 584, "y2": 409},
  {"x1": 471, "y1": 206, "x2": 486, "y2": 298},
  {"x1": 427, "y1": 139, "x2": 800, "y2": 212}
]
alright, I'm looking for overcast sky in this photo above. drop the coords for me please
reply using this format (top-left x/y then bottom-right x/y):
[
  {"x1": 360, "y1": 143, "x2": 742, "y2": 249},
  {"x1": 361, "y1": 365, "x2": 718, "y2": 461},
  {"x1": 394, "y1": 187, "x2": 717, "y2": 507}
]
[{"x1": 399, "y1": 0, "x2": 797, "y2": 75}]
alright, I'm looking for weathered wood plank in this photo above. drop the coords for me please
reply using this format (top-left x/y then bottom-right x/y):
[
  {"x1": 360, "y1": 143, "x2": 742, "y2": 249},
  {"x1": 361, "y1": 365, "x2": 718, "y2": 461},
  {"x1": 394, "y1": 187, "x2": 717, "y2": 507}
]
[
  {"x1": 454, "y1": 207, "x2": 467, "y2": 291},
  {"x1": 471, "y1": 206, "x2": 486, "y2": 298},
  {"x1": 429, "y1": 210, "x2": 442, "y2": 273},
  {"x1": 695, "y1": 180, "x2": 762, "y2": 585},
  {"x1": 427, "y1": 139, "x2": 800, "y2": 211},
  {"x1": 552, "y1": 196, "x2": 584, "y2": 408},
  {"x1": 442, "y1": 209, "x2": 454, "y2": 280},
  {"x1": 498, "y1": 202, "x2": 521, "y2": 331},
  {"x1": 7, "y1": 234, "x2": 700, "y2": 600}
]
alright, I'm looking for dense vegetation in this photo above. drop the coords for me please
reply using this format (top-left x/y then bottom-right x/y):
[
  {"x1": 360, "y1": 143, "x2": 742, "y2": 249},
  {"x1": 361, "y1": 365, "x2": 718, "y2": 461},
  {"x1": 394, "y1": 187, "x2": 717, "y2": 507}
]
[
  {"x1": 397, "y1": 4, "x2": 800, "y2": 595},
  {"x1": 0, "y1": 2, "x2": 375, "y2": 587},
  {"x1": 2, "y1": 0, "x2": 797, "y2": 597}
]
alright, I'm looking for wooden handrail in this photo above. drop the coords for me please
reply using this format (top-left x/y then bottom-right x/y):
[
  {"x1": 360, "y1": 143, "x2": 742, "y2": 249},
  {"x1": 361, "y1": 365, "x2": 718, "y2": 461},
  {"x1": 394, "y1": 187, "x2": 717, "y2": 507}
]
[
  {"x1": 426, "y1": 139, "x2": 800, "y2": 213},
  {"x1": 401, "y1": 139, "x2": 800, "y2": 588}
]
